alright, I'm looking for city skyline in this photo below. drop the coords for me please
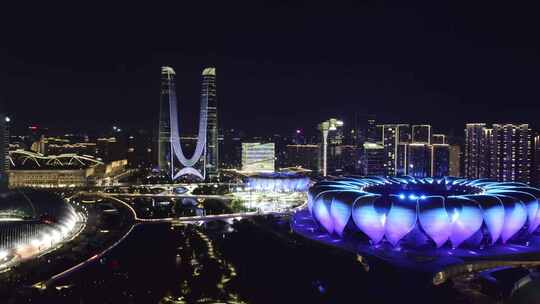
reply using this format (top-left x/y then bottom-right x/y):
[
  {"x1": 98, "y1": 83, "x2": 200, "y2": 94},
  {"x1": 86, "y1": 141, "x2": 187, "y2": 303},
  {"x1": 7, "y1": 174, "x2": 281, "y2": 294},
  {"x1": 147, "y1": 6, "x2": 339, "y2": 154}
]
[{"x1": 4, "y1": 3, "x2": 540, "y2": 303}]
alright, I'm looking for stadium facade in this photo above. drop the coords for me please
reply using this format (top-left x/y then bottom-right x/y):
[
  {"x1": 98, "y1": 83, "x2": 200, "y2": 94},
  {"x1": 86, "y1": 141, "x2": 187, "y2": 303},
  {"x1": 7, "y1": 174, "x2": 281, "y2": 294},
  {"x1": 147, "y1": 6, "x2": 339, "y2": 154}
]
[
  {"x1": 246, "y1": 173, "x2": 310, "y2": 193},
  {"x1": 305, "y1": 176, "x2": 540, "y2": 249},
  {"x1": 0, "y1": 190, "x2": 82, "y2": 265}
]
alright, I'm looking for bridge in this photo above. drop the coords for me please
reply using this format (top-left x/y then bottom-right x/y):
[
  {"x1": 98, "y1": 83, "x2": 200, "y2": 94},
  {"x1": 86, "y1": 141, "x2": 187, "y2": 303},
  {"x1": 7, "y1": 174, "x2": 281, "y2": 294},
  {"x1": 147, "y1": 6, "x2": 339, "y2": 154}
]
[
  {"x1": 74, "y1": 191, "x2": 299, "y2": 225},
  {"x1": 96, "y1": 191, "x2": 229, "y2": 200}
]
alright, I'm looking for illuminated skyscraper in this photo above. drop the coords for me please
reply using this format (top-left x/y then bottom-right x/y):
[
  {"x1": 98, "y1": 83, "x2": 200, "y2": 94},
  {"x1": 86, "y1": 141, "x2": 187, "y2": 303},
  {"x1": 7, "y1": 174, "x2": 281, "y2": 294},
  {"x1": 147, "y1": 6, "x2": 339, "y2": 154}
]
[
  {"x1": 0, "y1": 113, "x2": 8, "y2": 189},
  {"x1": 431, "y1": 134, "x2": 446, "y2": 144},
  {"x1": 203, "y1": 67, "x2": 219, "y2": 179},
  {"x1": 489, "y1": 124, "x2": 531, "y2": 183},
  {"x1": 431, "y1": 144, "x2": 450, "y2": 177},
  {"x1": 464, "y1": 123, "x2": 490, "y2": 178},
  {"x1": 158, "y1": 66, "x2": 208, "y2": 180},
  {"x1": 242, "y1": 143, "x2": 275, "y2": 172},
  {"x1": 158, "y1": 66, "x2": 175, "y2": 173},
  {"x1": 352, "y1": 114, "x2": 377, "y2": 146},
  {"x1": 362, "y1": 142, "x2": 385, "y2": 176},
  {"x1": 380, "y1": 124, "x2": 409, "y2": 176},
  {"x1": 396, "y1": 143, "x2": 408, "y2": 176},
  {"x1": 283, "y1": 144, "x2": 319, "y2": 171},
  {"x1": 412, "y1": 124, "x2": 431, "y2": 144},
  {"x1": 449, "y1": 144, "x2": 461, "y2": 177},
  {"x1": 407, "y1": 143, "x2": 431, "y2": 178},
  {"x1": 533, "y1": 135, "x2": 540, "y2": 186}
]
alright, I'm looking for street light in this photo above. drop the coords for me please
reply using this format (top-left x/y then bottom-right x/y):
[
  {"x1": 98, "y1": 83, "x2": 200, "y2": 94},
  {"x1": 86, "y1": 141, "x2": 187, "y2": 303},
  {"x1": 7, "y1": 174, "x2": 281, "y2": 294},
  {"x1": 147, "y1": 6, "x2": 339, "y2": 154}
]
[{"x1": 318, "y1": 118, "x2": 343, "y2": 177}]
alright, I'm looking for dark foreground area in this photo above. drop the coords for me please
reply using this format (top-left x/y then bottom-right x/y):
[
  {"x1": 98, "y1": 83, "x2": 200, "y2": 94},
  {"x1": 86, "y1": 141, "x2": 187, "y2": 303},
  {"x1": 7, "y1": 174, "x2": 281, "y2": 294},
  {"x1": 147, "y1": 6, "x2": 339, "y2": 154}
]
[{"x1": 1, "y1": 215, "x2": 539, "y2": 303}]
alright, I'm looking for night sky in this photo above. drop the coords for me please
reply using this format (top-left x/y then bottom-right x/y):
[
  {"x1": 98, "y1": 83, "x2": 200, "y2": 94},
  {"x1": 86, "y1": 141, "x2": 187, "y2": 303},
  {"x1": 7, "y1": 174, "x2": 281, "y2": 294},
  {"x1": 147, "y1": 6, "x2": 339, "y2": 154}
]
[{"x1": 1, "y1": 2, "x2": 540, "y2": 137}]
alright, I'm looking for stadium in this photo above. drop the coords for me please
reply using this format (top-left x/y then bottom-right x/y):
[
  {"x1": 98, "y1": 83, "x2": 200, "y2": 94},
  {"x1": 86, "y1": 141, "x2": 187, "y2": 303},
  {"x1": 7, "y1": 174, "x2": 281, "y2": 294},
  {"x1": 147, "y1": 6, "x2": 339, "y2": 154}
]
[
  {"x1": 299, "y1": 177, "x2": 540, "y2": 250},
  {"x1": 0, "y1": 190, "x2": 84, "y2": 267},
  {"x1": 246, "y1": 172, "x2": 311, "y2": 193}
]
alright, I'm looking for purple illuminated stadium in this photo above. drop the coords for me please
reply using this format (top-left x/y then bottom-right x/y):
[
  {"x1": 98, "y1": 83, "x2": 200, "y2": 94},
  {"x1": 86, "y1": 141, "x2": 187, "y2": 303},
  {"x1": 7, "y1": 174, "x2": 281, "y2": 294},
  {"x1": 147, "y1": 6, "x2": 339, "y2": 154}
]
[{"x1": 300, "y1": 177, "x2": 540, "y2": 250}]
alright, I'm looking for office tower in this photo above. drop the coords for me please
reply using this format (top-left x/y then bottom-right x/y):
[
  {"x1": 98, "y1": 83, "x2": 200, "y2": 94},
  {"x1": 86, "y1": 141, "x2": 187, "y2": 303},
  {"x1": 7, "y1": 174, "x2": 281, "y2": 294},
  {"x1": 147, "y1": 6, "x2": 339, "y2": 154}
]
[
  {"x1": 464, "y1": 123, "x2": 490, "y2": 178},
  {"x1": 396, "y1": 143, "x2": 408, "y2": 176},
  {"x1": 159, "y1": 66, "x2": 208, "y2": 180},
  {"x1": 374, "y1": 125, "x2": 383, "y2": 144},
  {"x1": 449, "y1": 144, "x2": 461, "y2": 177},
  {"x1": 158, "y1": 66, "x2": 174, "y2": 172},
  {"x1": 0, "y1": 113, "x2": 8, "y2": 189},
  {"x1": 284, "y1": 144, "x2": 319, "y2": 171},
  {"x1": 203, "y1": 67, "x2": 219, "y2": 179},
  {"x1": 407, "y1": 143, "x2": 431, "y2": 178},
  {"x1": 380, "y1": 124, "x2": 409, "y2": 176},
  {"x1": 534, "y1": 135, "x2": 540, "y2": 186},
  {"x1": 96, "y1": 137, "x2": 126, "y2": 162},
  {"x1": 380, "y1": 125, "x2": 397, "y2": 176},
  {"x1": 352, "y1": 114, "x2": 377, "y2": 146},
  {"x1": 366, "y1": 116, "x2": 377, "y2": 142},
  {"x1": 362, "y1": 142, "x2": 386, "y2": 176},
  {"x1": 222, "y1": 128, "x2": 243, "y2": 169},
  {"x1": 431, "y1": 144, "x2": 450, "y2": 177},
  {"x1": 431, "y1": 134, "x2": 446, "y2": 144},
  {"x1": 489, "y1": 124, "x2": 531, "y2": 183},
  {"x1": 412, "y1": 124, "x2": 431, "y2": 144},
  {"x1": 242, "y1": 143, "x2": 275, "y2": 172},
  {"x1": 398, "y1": 125, "x2": 411, "y2": 143},
  {"x1": 127, "y1": 129, "x2": 153, "y2": 169}
]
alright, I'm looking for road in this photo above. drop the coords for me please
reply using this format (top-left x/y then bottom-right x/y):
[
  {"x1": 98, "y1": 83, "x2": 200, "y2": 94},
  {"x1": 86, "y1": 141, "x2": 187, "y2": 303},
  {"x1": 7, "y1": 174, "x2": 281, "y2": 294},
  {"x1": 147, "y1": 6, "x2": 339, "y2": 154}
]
[
  {"x1": 89, "y1": 192, "x2": 295, "y2": 224},
  {"x1": 32, "y1": 190, "x2": 306, "y2": 289},
  {"x1": 99, "y1": 192, "x2": 229, "y2": 200}
]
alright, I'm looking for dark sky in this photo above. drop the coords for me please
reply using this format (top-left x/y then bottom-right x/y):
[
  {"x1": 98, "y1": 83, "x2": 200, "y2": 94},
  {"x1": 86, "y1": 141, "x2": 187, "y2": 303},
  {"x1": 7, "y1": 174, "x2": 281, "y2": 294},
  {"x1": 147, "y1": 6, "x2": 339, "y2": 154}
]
[{"x1": 1, "y1": 1, "x2": 540, "y2": 136}]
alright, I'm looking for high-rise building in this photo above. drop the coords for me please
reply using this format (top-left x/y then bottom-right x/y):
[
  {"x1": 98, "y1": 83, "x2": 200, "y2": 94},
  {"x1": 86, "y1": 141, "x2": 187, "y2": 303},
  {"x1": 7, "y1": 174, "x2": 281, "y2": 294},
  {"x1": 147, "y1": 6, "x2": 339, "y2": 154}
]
[
  {"x1": 97, "y1": 137, "x2": 125, "y2": 162},
  {"x1": 283, "y1": 144, "x2": 319, "y2": 171},
  {"x1": 380, "y1": 124, "x2": 409, "y2": 176},
  {"x1": 534, "y1": 135, "x2": 540, "y2": 186},
  {"x1": 222, "y1": 128, "x2": 243, "y2": 169},
  {"x1": 407, "y1": 143, "x2": 431, "y2": 178},
  {"x1": 465, "y1": 123, "x2": 531, "y2": 183},
  {"x1": 431, "y1": 134, "x2": 446, "y2": 144},
  {"x1": 158, "y1": 66, "x2": 174, "y2": 172},
  {"x1": 242, "y1": 143, "x2": 275, "y2": 172},
  {"x1": 395, "y1": 143, "x2": 408, "y2": 176},
  {"x1": 352, "y1": 114, "x2": 377, "y2": 146},
  {"x1": 449, "y1": 144, "x2": 461, "y2": 177},
  {"x1": 366, "y1": 117, "x2": 377, "y2": 142},
  {"x1": 431, "y1": 144, "x2": 450, "y2": 177},
  {"x1": 489, "y1": 124, "x2": 531, "y2": 183},
  {"x1": 398, "y1": 125, "x2": 411, "y2": 143},
  {"x1": 412, "y1": 125, "x2": 431, "y2": 144},
  {"x1": 203, "y1": 67, "x2": 219, "y2": 179},
  {"x1": 464, "y1": 123, "x2": 490, "y2": 179},
  {"x1": 0, "y1": 113, "x2": 8, "y2": 189},
  {"x1": 127, "y1": 130, "x2": 153, "y2": 169},
  {"x1": 374, "y1": 125, "x2": 383, "y2": 144},
  {"x1": 158, "y1": 66, "x2": 209, "y2": 180},
  {"x1": 362, "y1": 142, "x2": 386, "y2": 176}
]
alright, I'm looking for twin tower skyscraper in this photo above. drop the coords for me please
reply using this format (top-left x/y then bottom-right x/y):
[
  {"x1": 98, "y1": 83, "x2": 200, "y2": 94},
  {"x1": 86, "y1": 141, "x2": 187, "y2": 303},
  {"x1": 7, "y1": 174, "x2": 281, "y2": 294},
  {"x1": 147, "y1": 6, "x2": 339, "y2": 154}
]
[{"x1": 158, "y1": 66, "x2": 218, "y2": 180}]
